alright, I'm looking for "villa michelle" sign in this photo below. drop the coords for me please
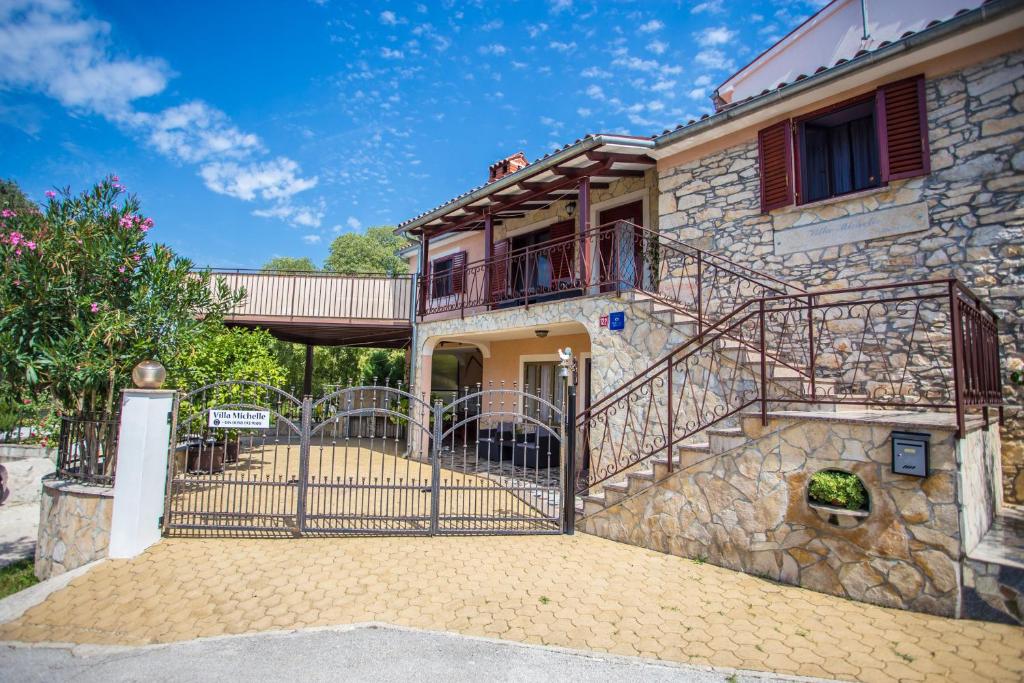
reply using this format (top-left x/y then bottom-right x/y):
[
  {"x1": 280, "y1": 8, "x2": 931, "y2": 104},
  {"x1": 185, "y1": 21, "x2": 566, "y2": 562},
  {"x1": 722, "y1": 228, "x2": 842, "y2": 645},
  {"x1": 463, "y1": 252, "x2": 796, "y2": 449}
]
[{"x1": 208, "y1": 409, "x2": 270, "y2": 429}]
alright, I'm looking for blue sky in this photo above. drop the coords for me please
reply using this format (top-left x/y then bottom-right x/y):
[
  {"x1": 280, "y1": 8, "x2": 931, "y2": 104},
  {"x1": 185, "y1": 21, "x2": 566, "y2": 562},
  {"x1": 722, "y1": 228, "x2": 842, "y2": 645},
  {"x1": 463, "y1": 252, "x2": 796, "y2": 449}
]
[{"x1": 0, "y1": 0, "x2": 826, "y2": 269}]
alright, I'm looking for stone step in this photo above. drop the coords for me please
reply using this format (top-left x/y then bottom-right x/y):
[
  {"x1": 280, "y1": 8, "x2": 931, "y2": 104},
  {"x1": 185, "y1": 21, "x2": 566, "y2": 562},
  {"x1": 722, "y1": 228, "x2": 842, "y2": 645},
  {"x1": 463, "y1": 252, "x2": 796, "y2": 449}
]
[
  {"x1": 626, "y1": 468, "x2": 655, "y2": 495},
  {"x1": 708, "y1": 427, "x2": 746, "y2": 453},
  {"x1": 677, "y1": 442, "x2": 710, "y2": 467},
  {"x1": 581, "y1": 493, "x2": 608, "y2": 516},
  {"x1": 601, "y1": 481, "x2": 629, "y2": 505},
  {"x1": 651, "y1": 453, "x2": 682, "y2": 479}
]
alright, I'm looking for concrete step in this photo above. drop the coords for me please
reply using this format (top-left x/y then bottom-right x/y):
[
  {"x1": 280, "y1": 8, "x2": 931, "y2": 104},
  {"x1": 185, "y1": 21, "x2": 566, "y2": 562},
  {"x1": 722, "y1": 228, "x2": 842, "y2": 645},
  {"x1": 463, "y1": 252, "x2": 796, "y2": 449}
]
[
  {"x1": 581, "y1": 494, "x2": 607, "y2": 516},
  {"x1": 708, "y1": 427, "x2": 746, "y2": 453},
  {"x1": 601, "y1": 481, "x2": 629, "y2": 505},
  {"x1": 626, "y1": 468, "x2": 655, "y2": 495},
  {"x1": 651, "y1": 453, "x2": 682, "y2": 479},
  {"x1": 677, "y1": 442, "x2": 710, "y2": 467}
]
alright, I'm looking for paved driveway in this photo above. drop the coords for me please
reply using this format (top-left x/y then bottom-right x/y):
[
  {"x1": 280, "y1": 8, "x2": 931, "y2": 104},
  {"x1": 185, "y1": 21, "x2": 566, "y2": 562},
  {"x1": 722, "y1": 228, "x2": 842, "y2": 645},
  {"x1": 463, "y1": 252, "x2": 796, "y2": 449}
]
[{"x1": 0, "y1": 534, "x2": 1022, "y2": 682}]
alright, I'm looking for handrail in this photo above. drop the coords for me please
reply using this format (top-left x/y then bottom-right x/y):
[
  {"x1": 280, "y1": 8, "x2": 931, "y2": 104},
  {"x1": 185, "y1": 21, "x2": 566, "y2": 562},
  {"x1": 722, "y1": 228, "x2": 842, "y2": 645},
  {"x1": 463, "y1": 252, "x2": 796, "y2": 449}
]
[
  {"x1": 576, "y1": 276, "x2": 1003, "y2": 493},
  {"x1": 209, "y1": 268, "x2": 412, "y2": 279}
]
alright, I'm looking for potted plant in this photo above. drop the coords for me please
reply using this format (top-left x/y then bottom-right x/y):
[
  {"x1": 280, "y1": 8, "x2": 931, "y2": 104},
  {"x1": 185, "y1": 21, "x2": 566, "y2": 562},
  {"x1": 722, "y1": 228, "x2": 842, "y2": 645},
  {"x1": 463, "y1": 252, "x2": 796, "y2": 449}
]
[{"x1": 808, "y1": 470, "x2": 869, "y2": 516}]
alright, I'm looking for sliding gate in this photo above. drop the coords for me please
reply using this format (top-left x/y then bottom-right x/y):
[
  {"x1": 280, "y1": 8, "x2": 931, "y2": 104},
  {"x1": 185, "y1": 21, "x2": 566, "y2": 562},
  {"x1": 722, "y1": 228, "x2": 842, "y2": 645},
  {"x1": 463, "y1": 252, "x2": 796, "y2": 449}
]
[{"x1": 164, "y1": 381, "x2": 564, "y2": 536}]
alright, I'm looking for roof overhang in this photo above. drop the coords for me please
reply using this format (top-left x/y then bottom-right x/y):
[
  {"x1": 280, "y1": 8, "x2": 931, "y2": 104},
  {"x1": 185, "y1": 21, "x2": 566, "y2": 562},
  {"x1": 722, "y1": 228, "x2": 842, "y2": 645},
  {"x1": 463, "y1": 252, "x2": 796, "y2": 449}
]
[
  {"x1": 397, "y1": 134, "x2": 655, "y2": 239},
  {"x1": 652, "y1": 0, "x2": 1024, "y2": 161}
]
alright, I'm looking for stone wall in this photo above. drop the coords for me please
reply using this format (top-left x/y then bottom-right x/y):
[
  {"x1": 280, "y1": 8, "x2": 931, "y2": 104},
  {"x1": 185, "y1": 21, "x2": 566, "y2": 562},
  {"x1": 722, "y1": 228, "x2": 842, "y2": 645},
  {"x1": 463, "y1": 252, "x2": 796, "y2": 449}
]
[
  {"x1": 35, "y1": 478, "x2": 113, "y2": 580},
  {"x1": 580, "y1": 413, "x2": 1000, "y2": 618},
  {"x1": 657, "y1": 50, "x2": 1024, "y2": 502},
  {"x1": 959, "y1": 424, "x2": 1003, "y2": 553}
]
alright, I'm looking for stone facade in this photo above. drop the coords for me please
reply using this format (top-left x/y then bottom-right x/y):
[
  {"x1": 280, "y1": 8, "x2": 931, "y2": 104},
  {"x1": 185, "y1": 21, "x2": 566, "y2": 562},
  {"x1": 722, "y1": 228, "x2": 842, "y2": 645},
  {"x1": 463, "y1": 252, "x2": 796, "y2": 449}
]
[
  {"x1": 657, "y1": 50, "x2": 1024, "y2": 502},
  {"x1": 35, "y1": 478, "x2": 113, "y2": 580},
  {"x1": 580, "y1": 413, "x2": 1001, "y2": 618}
]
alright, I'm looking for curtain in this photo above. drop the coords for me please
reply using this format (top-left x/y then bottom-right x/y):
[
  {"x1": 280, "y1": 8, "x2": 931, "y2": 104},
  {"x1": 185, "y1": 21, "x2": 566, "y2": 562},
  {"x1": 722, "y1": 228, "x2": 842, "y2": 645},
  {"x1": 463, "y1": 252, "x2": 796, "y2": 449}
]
[
  {"x1": 803, "y1": 125, "x2": 830, "y2": 202},
  {"x1": 848, "y1": 116, "x2": 878, "y2": 192}
]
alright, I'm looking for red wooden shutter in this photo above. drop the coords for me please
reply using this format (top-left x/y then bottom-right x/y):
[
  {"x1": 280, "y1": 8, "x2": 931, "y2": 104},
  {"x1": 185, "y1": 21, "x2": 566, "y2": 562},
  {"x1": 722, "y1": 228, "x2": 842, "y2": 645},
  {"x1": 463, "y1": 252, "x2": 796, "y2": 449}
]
[
  {"x1": 758, "y1": 119, "x2": 794, "y2": 212},
  {"x1": 490, "y1": 240, "x2": 509, "y2": 301},
  {"x1": 876, "y1": 75, "x2": 930, "y2": 182},
  {"x1": 451, "y1": 251, "x2": 467, "y2": 294},
  {"x1": 549, "y1": 220, "x2": 575, "y2": 281}
]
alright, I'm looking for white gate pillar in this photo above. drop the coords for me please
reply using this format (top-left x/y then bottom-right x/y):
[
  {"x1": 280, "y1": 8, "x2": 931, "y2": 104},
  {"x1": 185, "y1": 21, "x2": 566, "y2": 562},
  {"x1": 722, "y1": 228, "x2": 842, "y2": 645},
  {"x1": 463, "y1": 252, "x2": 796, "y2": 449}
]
[{"x1": 109, "y1": 389, "x2": 177, "y2": 559}]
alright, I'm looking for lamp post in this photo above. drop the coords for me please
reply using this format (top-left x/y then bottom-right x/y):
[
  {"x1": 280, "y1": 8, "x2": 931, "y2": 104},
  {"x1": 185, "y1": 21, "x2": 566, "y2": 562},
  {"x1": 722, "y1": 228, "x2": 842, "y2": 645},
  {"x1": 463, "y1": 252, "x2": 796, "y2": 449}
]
[{"x1": 559, "y1": 347, "x2": 576, "y2": 534}]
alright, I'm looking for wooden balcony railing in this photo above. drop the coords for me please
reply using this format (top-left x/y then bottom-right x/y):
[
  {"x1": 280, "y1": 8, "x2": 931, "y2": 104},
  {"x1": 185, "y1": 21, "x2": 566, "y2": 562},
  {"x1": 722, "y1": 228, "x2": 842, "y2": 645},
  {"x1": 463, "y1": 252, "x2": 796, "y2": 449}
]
[{"x1": 211, "y1": 270, "x2": 414, "y2": 323}]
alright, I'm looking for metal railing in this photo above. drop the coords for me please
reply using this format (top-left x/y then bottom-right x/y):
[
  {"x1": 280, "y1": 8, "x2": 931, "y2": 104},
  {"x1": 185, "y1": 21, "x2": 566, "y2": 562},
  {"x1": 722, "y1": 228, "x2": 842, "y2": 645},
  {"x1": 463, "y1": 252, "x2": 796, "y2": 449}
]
[
  {"x1": 56, "y1": 412, "x2": 120, "y2": 485},
  {"x1": 210, "y1": 269, "x2": 414, "y2": 322},
  {"x1": 417, "y1": 221, "x2": 804, "y2": 321},
  {"x1": 577, "y1": 278, "x2": 1002, "y2": 492}
]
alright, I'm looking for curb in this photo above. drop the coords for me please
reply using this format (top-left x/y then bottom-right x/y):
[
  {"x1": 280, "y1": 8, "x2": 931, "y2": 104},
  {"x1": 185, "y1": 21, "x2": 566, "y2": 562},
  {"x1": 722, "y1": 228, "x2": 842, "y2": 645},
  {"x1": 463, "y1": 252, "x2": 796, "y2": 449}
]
[{"x1": 0, "y1": 559, "x2": 105, "y2": 625}]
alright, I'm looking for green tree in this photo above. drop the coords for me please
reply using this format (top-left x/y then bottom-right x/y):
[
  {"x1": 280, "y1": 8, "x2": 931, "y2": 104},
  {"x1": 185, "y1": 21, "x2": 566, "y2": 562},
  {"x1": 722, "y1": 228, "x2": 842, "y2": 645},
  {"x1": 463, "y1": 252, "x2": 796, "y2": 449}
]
[
  {"x1": 262, "y1": 256, "x2": 317, "y2": 272},
  {"x1": 324, "y1": 225, "x2": 409, "y2": 275},
  {"x1": 0, "y1": 177, "x2": 241, "y2": 414},
  {"x1": 168, "y1": 326, "x2": 286, "y2": 392}
]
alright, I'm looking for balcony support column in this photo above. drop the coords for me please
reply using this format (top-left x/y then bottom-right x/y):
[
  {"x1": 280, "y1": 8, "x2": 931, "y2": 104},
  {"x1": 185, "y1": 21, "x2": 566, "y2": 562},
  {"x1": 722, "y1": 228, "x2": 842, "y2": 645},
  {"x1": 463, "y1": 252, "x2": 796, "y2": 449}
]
[
  {"x1": 418, "y1": 233, "x2": 430, "y2": 315},
  {"x1": 303, "y1": 343, "x2": 314, "y2": 396},
  {"x1": 577, "y1": 177, "x2": 592, "y2": 290},
  {"x1": 483, "y1": 213, "x2": 493, "y2": 304}
]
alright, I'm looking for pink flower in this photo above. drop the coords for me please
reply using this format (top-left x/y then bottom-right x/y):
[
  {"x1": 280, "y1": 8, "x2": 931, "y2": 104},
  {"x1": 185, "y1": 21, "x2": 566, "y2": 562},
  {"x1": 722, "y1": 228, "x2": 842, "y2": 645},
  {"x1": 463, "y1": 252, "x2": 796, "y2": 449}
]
[
  {"x1": 45, "y1": 190, "x2": 56, "y2": 199},
  {"x1": 8, "y1": 231, "x2": 21, "y2": 246},
  {"x1": 0, "y1": 209, "x2": 14, "y2": 218},
  {"x1": 132, "y1": 253, "x2": 141, "y2": 262},
  {"x1": 90, "y1": 302, "x2": 99, "y2": 313},
  {"x1": 111, "y1": 175, "x2": 120, "y2": 183},
  {"x1": 14, "y1": 248, "x2": 20, "y2": 256},
  {"x1": 118, "y1": 266, "x2": 125, "y2": 273},
  {"x1": 25, "y1": 241, "x2": 36, "y2": 251}
]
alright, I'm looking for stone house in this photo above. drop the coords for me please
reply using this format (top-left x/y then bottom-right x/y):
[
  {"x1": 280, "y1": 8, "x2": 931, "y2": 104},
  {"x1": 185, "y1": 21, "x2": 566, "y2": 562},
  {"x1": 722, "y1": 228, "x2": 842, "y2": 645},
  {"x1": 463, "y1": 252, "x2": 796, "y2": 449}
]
[{"x1": 396, "y1": 0, "x2": 1023, "y2": 623}]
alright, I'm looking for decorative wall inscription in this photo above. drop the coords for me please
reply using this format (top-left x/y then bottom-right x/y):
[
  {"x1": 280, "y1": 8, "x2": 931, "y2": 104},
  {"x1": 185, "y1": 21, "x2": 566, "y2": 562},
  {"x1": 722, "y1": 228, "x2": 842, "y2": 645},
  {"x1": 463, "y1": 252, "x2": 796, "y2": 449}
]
[{"x1": 774, "y1": 201, "x2": 930, "y2": 255}]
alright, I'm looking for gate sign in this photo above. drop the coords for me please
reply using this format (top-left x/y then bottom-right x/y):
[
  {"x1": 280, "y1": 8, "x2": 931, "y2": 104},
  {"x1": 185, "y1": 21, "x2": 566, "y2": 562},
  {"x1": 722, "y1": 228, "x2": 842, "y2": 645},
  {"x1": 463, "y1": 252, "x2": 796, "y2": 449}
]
[{"x1": 209, "y1": 409, "x2": 270, "y2": 429}]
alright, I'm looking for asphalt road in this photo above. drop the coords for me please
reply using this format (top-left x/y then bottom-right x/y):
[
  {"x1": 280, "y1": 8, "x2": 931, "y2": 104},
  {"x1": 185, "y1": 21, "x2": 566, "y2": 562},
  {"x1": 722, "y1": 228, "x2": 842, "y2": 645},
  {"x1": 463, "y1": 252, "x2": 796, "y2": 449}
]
[{"x1": 0, "y1": 624, "x2": 810, "y2": 682}]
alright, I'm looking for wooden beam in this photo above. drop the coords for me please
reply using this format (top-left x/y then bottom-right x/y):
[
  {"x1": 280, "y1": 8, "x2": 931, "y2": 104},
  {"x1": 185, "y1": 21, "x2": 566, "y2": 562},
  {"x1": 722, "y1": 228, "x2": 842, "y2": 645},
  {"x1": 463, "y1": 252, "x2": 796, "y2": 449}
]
[{"x1": 585, "y1": 151, "x2": 656, "y2": 165}]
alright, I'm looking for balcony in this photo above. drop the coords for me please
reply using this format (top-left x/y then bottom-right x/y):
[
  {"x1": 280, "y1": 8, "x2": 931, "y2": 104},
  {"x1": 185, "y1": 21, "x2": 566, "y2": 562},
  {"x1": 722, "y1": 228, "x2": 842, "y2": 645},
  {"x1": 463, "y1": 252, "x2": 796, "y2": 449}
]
[{"x1": 211, "y1": 269, "x2": 414, "y2": 347}]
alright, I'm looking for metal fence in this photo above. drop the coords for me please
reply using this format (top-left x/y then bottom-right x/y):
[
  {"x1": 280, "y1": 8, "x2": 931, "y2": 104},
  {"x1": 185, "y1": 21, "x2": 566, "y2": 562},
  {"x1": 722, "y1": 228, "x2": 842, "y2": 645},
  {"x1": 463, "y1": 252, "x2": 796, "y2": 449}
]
[
  {"x1": 56, "y1": 413, "x2": 120, "y2": 485},
  {"x1": 210, "y1": 269, "x2": 414, "y2": 322}
]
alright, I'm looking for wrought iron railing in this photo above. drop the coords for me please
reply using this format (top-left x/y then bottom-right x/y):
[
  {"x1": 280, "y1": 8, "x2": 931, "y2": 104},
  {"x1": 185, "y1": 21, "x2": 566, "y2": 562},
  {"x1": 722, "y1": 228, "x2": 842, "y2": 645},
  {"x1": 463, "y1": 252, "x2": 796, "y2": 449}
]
[
  {"x1": 211, "y1": 269, "x2": 414, "y2": 322},
  {"x1": 418, "y1": 221, "x2": 805, "y2": 320},
  {"x1": 56, "y1": 412, "x2": 120, "y2": 485},
  {"x1": 577, "y1": 278, "x2": 1002, "y2": 492}
]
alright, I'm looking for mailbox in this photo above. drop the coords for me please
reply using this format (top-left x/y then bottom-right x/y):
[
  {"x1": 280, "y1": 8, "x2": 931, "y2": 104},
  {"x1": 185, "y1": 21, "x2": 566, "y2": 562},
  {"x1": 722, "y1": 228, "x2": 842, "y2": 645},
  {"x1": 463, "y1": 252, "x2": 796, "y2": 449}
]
[{"x1": 891, "y1": 431, "x2": 929, "y2": 478}]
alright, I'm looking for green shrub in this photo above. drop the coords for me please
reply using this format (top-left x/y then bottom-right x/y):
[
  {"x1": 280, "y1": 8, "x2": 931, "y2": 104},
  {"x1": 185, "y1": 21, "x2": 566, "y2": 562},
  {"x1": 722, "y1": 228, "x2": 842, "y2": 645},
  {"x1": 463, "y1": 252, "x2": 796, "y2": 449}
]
[{"x1": 808, "y1": 470, "x2": 868, "y2": 511}]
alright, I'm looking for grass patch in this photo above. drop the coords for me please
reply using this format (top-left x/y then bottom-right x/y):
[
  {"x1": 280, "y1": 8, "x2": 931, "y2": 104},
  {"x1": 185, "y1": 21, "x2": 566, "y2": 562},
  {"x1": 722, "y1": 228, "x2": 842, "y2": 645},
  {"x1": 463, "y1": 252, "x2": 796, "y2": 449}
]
[{"x1": 0, "y1": 558, "x2": 38, "y2": 599}]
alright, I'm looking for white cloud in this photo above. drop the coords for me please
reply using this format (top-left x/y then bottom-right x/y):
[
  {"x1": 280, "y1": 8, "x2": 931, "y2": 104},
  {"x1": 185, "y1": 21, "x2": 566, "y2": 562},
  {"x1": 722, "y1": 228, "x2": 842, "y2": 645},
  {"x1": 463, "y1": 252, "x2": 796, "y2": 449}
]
[
  {"x1": 687, "y1": 87, "x2": 706, "y2": 99},
  {"x1": 201, "y1": 157, "x2": 318, "y2": 202},
  {"x1": 694, "y1": 74, "x2": 713, "y2": 87},
  {"x1": 0, "y1": 0, "x2": 320, "y2": 226},
  {"x1": 526, "y1": 22, "x2": 548, "y2": 38},
  {"x1": 647, "y1": 40, "x2": 667, "y2": 55},
  {"x1": 697, "y1": 26, "x2": 736, "y2": 47},
  {"x1": 479, "y1": 43, "x2": 507, "y2": 56},
  {"x1": 0, "y1": 0, "x2": 169, "y2": 118},
  {"x1": 301, "y1": 234, "x2": 321, "y2": 244},
  {"x1": 379, "y1": 10, "x2": 398, "y2": 25},
  {"x1": 651, "y1": 79, "x2": 676, "y2": 92},
  {"x1": 481, "y1": 19, "x2": 503, "y2": 31},
  {"x1": 613, "y1": 54, "x2": 659, "y2": 72},
  {"x1": 549, "y1": 0, "x2": 572, "y2": 14},
  {"x1": 549, "y1": 41, "x2": 576, "y2": 53},
  {"x1": 581, "y1": 66, "x2": 611, "y2": 78},
  {"x1": 638, "y1": 20, "x2": 664, "y2": 33},
  {"x1": 577, "y1": 107, "x2": 591, "y2": 117},
  {"x1": 585, "y1": 84, "x2": 605, "y2": 100},
  {"x1": 346, "y1": 216, "x2": 362, "y2": 230},
  {"x1": 691, "y1": 0, "x2": 723, "y2": 14},
  {"x1": 252, "y1": 198, "x2": 325, "y2": 229},
  {"x1": 695, "y1": 48, "x2": 735, "y2": 71},
  {"x1": 133, "y1": 101, "x2": 262, "y2": 163},
  {"x1": 381, "y1": 47, "x2": 404, "y2": 59}
]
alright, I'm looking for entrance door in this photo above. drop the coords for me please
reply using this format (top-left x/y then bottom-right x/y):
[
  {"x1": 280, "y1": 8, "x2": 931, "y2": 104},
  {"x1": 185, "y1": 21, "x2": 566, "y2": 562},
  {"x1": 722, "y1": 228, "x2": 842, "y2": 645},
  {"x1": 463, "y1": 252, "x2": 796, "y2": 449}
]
[{"x1": 597, "y1": 200, "x2": 644, "y2": 292}]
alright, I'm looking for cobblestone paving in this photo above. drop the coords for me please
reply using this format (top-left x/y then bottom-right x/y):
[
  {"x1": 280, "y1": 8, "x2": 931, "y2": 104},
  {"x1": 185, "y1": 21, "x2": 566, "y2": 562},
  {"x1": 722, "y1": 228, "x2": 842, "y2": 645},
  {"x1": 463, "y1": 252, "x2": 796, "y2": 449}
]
[{"x1": 1, "y1": 535, "x2": 1022, "y2": 682}]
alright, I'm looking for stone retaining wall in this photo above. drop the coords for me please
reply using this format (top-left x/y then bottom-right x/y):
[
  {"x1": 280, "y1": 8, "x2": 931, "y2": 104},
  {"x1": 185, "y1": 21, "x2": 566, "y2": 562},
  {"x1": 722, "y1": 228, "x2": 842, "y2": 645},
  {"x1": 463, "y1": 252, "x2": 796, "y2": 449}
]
[
  {"x1": 581, "y1": 414, "x2": 1001, "y2": 618},
  {"x1": 35, "y1": 478, "x2": 113, "y2": 580},
  {"x1": 657, "y1": 50, "x2": 1024, "y2": 502}
]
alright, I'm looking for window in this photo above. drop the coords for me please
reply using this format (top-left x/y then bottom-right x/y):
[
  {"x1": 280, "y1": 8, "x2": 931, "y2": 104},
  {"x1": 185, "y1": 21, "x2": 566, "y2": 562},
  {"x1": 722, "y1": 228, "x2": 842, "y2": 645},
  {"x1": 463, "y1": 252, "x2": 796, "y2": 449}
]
[
  {"x1": 798, "y1": 99, "x2": 880, "y2": 203},
  {"x1": 758, "y1": 75, "x2": 930, "y2": 212},
  {"x1": 429, "y1": 251, "x2": 465, "y2": 299},
  {"x1": 431, "y1": 256, "x2": 454, "y2": 298},
  {"x1": 522, "y1": 361, "x2": 565, "y2": 425}
]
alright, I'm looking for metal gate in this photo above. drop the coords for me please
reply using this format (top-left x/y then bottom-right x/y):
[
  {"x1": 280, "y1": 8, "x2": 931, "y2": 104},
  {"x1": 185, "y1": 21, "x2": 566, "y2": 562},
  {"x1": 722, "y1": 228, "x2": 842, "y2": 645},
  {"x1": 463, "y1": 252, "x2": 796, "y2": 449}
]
[{"x1": 164, "y1": 381, "x2": 565, "y2": 536}]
